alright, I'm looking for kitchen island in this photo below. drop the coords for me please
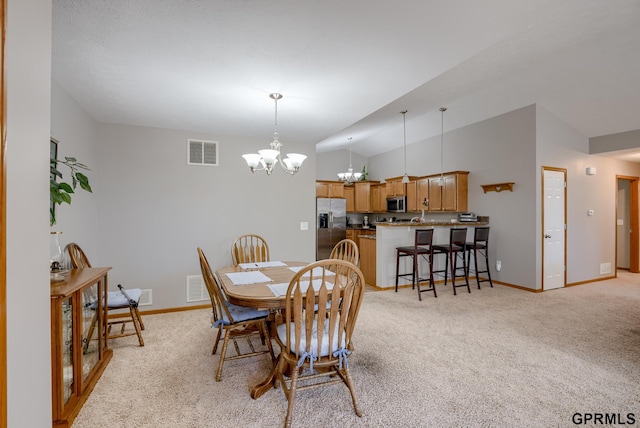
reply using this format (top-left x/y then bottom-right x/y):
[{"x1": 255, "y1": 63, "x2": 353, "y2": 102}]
[{"x1": 374, "y1": 220, "x2": 489, "y2": 289}]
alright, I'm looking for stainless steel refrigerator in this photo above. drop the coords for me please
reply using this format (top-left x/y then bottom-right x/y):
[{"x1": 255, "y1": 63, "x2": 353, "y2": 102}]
[{"x1": 316, "y1": 197, "x2": 347, "y2": 260}]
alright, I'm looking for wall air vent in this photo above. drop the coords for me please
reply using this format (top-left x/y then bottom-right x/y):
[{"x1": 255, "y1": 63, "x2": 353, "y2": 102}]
[
  {"x1": 186, "y1": 275, "x2": 208, "y2": 303},
  {"x1": 138, "y1": 289, "x2": 152, "y2": 306},
  {"x1": 188, "y1": 139, "x2": 218, "y2": 166}
]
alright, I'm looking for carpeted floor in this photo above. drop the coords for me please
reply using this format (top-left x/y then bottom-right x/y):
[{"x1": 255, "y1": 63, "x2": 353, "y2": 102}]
[{"x1": 71, "y1": 272, "x2": 640, "y2": 427}]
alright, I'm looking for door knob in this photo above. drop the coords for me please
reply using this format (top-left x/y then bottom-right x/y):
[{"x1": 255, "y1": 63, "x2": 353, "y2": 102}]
[{"x1": 544, "y1": 234, "x2": 551, "y2": 239}]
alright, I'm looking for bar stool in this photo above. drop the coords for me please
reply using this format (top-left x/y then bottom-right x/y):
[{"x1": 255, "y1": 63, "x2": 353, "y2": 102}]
[
  {"x1": 432, "y1": 227, "x2": 471, "y2": 295},
  {"x1": 465, "y1": 226, "x2": 493, "y2": 289},
  {"x1": 395, "y1": 229, "x2": 437, "y2": 300}
]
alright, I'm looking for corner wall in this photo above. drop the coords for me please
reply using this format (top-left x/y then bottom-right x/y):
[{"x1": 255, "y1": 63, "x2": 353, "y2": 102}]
[{"x1": 6, "y1": 0, "x2": 52, "y2": 426}]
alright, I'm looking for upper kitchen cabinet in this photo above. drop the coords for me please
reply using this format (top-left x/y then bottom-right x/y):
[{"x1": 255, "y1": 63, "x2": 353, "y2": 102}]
[
  {"x1": 354, "y1": 181, "x2": 372, "y2": 213},
  {"x1": 370, "y1": 183, "x2": 387, "y2": 213},
  {"x1": 316, "y1": 180, "x2": 345, "y2": 198},
  {"x1": 385, "y1": 176, "x2": 417, "y2": 197},
  {"x1": 406, "y1": 177, "x2": 429, "y2": 212},
  {"x1": 344, "y1": 185, "x2": 355, "y2": 212},
  {"x1": 427, "y1": 171, "x2": 468, "y2": 212}
]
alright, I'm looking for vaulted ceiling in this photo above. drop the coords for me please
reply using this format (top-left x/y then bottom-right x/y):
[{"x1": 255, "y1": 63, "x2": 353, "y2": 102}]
[{"x1": 52, "y1": 1, "x2": 640, "y2": 159}]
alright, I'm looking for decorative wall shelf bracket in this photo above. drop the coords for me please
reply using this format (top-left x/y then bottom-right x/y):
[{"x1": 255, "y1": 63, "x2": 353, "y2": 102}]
[{"x1": 481, "y1": 182, "x2": 514, "y2": 193}]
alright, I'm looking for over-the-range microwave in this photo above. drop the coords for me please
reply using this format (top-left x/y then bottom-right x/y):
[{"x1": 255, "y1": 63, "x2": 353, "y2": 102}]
[{"x1": 386, "y1": 196, "x2": 406, "y2": 213}]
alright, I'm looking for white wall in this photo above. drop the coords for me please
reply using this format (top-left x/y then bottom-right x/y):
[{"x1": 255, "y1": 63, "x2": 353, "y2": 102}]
[
  {"x1": 316, "y1": 148, "x2": 368, "y2": 181},
  {"x1": 90, "y1": 123, "x2": 316, "y2": 309},
  {"x1": 6, "y1": 0, "x2": 52, "y2": 426},
  {"x1": 50, "y1": 81, "x2": 101, "y2": 253}
]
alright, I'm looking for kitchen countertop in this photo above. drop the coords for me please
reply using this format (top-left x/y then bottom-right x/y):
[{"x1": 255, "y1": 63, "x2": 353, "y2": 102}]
[{"x1": 375, "y1": 220, "x2": 488, "y2": 227}]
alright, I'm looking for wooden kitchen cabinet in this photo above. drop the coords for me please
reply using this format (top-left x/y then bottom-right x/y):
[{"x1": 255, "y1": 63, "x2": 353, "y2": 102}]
[
  {"x1": 428, "y1": 171, "x2": 468, "y2": 212},
  {"x1": 370, "y1": 183, "x2": 386, "y2": 213},
  {"x1": 51, "y1": 267, "x2": 113, "y2": 427},
  {"x1": 354, "y1": 181, "x2": 371, "y2": 213},
  {"x1": 385, "y1": 176, "x2": 413, "y2": 197},
  {"x1": 316, "y1": 180, "x2": 344, "y2": 198},
  {"x1": 344, "y1": 185, "x2": 355, "y2": 212},
  {"x1": 359, "y1": 235, "x2": 377, "y2": 286}
]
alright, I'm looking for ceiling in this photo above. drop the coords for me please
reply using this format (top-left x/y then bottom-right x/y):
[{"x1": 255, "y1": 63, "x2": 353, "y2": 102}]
[{"x1": 52, "y1": 1, "x2": 640, "y2": 160}]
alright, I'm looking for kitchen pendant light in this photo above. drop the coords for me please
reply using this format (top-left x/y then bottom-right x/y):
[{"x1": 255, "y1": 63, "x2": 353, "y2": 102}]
[
  {"x1": 401, "y1": 110, "x2": 409, "y2": 184},
  {"x1": 242, "y1": 93, "x2": 307, "y2": 175},
  {"x1": 438, "y1": 107, "x2": 447, "y2": 186},
  {"x1": 337, "y1": 137, "x2": 362, "y2": 184}
]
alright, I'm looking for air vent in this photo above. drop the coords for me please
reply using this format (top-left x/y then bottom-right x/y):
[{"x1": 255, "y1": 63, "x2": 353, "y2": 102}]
[
  {"x1": 138, "y1": 289, "x2": 152, "y2": 306},
  {"x1": 186, "y1": 275, "x2": 208, "y2": 303},
  {"x1": 188, "y1": 139, "x2": 218, "y2": 166}
]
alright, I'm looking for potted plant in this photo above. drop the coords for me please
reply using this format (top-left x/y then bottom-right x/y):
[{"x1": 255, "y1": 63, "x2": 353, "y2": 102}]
[{"x1": 50, "y1": 156, "x2": 92, "y2": 225}]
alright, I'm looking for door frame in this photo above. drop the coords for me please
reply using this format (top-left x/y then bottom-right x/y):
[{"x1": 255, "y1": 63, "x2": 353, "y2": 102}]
[
  {"x1": 541, "y1": 166, "x2": 567, "y2": 290},
  {"x1": 1, "y1": 0, "x2": 7, "y2": 424},
  {"x1": 616, "y1": 175, "x2": 639, "y2": 273}
]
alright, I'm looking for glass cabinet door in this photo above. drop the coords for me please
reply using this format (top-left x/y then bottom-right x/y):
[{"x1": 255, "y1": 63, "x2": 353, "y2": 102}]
[
  {"x1": 81, "y1": 282, "x2": 100, "y2": 382},
  {"x1": 61, "y1": 296, "x2": 74, "y2": 405}
]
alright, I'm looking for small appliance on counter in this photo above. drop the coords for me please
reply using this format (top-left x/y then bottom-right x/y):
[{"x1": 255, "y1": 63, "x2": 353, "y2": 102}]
[{"x1": 458, "y1": 212, "x2": 478, "y2": 222}]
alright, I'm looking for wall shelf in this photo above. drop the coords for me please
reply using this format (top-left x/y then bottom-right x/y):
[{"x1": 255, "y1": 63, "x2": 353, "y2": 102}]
[{"x1": 481, "y1": 182, "x2": 514, "y2": 193}]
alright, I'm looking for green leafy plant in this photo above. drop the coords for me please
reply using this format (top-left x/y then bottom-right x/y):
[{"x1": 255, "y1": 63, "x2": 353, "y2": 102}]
[{"x1": 50, "y1": 157, "x2": 92, "y2": 225}]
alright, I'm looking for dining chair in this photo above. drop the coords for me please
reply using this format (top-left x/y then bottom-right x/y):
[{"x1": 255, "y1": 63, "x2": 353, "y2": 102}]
[
  {"x1": 231, "y1": 234, "x2": 270, "y2": 266},
  {"x1": 65, "y1": 243, "x2": 145, "y2": 346},
  {"x1": 197, "y1": 247, "x2": 275, "y2": 382},
  {"x1": 329, "y1": 238, "x2": 359, "y2": 266},
  {"x1": 274, "y1": 259, "x2": 365, "y2": 427}
]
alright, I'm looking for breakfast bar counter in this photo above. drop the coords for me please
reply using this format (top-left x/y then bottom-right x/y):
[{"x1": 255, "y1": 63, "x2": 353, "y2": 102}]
[{"x1": 374, "y1": 220, "x2": 489, "y2": 288}]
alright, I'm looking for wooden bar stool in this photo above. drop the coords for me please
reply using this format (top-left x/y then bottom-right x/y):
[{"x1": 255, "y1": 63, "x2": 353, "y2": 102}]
[
  {"x1": 432, "y1": 227, "x2": 471, "y2": 295},
  {"x1": 395, "y1": 229, "x2": 437, "y2": 300},
  {"x1": 466, "y1": 226, "x2": 493, "y2": 289}
]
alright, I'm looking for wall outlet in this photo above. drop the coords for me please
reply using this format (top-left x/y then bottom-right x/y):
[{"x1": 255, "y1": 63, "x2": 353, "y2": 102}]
[
  {"x1": 496, "y1": 260, "x2": 502, "y2": 271},
  {"x1": 300, "y1": 222, "x2": 309, "y2": 231}
]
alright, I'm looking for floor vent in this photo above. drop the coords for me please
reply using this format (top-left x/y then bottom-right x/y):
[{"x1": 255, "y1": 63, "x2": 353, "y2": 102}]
[
  {"x1": 186, "y1": 275, "x2": 208, "y2": 303},
  {"x1": 187, "y1": 139, "x2": 218, "y2": 166},
  {"x1": 138, "y1": 289, "x2": 152, "y2": 306}
]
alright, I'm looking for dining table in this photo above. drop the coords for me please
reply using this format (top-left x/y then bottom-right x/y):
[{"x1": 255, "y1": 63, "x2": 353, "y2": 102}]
[{"x1": 214, "y1": 260, "x2": 311, "y2": 399}]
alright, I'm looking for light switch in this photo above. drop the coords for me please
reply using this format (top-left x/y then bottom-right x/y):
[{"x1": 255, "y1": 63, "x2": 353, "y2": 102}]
[{"x1": 300, "y1": 222, "x2": 308, "y2": 230}]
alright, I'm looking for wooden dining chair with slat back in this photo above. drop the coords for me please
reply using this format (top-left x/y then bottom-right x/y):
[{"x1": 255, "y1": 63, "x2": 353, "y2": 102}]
[
  {"x1": 65, "y1": 243, "x2": 145, "y2": 347},
  {"x1": 231, "y1": 234, "x2": 270, "y2": 266},
  {"x1": 274, "y1": 259, "x2": 365, "y2": 427},
  {"x1": 198, "y1": 247, "x2": 275, "y2": 381},
  {"x1": 329, "y1": 238, "x2": 359, "y2": 266}
]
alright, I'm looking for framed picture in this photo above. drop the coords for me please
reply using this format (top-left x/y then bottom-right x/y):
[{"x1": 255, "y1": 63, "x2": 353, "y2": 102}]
[{"x1": 50, "y1": 138, "x2": 58, "y2": 220}]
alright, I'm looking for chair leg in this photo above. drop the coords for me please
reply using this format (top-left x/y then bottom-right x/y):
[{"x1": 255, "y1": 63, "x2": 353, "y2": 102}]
[
  {"x1": 130, "y1": 306, "x2": 145, "y2": 346},
  {"x1": 343, "y1": 366, "x2": 363, "y2": 417},
  {"x1": 473, "y1": 248, "x2": 481, "y2": 289},
  {"x1": 216, "y1": 329, "x2": 231, "y2": 382},
  {"x1": 449, "y1": 251, "x2": 457, "y2": 295},
  {"x1": 284, "y1": 362, "x2": 300, "y2": 428},
  {"x1": 483, "y1": 248, "x2": 494, "y2": 287},
  {"x1": 211, "y1": 327, "x2": 222, "y2": 355},
  {"x1": 415, "y1": 254, "x2": 422, "y2": 300},
  {"x1": 260, "y1": 321, "x2": 276, "y2": 362},
  {"x1": 395, "y1": 251, "x2": 400, "y2": 292},
  {"x1": 135, "y1": 307, "x2": 145, "y2": 330}
]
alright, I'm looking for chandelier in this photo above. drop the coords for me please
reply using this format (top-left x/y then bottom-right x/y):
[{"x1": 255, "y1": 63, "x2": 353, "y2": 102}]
[
  {"x1": 242, "y1": 93, "x2": 307, "y2": 175},
  {"x1": 337, "y1": 137, "x2": 362, "y2": 184}
]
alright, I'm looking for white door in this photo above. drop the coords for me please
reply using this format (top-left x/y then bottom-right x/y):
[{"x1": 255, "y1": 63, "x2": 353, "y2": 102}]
[{"x1": 543, "y1": 169, "x2": 566, "y2": 290}]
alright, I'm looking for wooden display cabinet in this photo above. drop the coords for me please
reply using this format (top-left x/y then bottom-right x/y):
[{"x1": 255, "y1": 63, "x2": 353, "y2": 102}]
[
  {"x1": 51, "y1": 267, "x2": 113, "y2": 427},
  {"x1": 316, "y1": 180, "x2": 344, "y2": 198}
]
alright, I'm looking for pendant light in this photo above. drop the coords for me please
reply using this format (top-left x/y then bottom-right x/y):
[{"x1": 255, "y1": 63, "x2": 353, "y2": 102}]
[
  {"x1": 401, "y1": 110, "x2": 409, "y2": 184},
  {"x1": 337, "y1": 137, "x2": 362, "y2": 184},
  {"x1": 242, "y1": 93, "x2": 307, "y2": 175},
  {"x1": 438, "y1": 107, "x2": 447, "y2": 186}
]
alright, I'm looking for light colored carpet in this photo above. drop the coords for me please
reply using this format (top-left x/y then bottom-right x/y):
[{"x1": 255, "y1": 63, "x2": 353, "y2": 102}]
[{"x1": 71, "y1": 272, "x2": 640, "y2": 427}]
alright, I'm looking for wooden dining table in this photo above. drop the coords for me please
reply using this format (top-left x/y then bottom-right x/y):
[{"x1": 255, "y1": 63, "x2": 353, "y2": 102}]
[{"x1": 214, "y1": 260, "x2": 310, "y2": 399}]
